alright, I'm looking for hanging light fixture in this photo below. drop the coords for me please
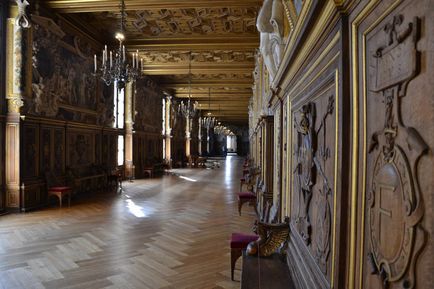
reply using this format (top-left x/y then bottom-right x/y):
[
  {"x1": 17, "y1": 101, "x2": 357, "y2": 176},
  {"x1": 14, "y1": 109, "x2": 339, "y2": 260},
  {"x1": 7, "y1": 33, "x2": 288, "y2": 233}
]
[
  {"x1": 201, "y1": 88, "x2": 216, "y2": 129},
  {"x1": 93, "y1": 0, "x2": 142, "y2": 88},
  {"x1": 178, "y1": 51, "x2": 198, "y2": 118},
  {"x1": 214, "y1": 104, "x2": 225, "y2": 134}
]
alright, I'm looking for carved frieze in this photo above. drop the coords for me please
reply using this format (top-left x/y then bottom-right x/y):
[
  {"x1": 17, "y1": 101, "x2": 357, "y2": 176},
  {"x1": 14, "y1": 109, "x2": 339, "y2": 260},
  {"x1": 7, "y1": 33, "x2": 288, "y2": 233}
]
[
  {"x1": 139, "y1": 50, "x2": 254, "y2": 64},
  {"x1": 162, "y1": 72, "x2": 252, "y2": 82},
  {"x1": 367, "y1": 14, "x2": 427, "y2": 289}
]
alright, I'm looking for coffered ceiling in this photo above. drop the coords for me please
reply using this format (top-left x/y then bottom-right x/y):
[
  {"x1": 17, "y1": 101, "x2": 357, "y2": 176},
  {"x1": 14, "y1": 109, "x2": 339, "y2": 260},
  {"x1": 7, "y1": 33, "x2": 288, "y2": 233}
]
[{"x1": 44, "y1": 0, "x2": 261, "y2": 124}]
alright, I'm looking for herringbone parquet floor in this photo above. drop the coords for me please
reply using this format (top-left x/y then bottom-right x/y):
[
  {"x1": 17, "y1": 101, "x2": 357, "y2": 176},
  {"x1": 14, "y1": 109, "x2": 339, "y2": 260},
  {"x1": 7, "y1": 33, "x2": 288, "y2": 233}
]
[{"x1": 0, "y1": 156, "x2": 256, "y2": 289}]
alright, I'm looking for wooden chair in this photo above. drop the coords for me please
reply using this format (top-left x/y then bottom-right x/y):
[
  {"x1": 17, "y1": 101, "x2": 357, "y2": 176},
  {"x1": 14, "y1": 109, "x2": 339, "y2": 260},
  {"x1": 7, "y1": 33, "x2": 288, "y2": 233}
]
[
  {"x1": 45, "y1": 170, "x2": 72, "y2": 208},
  {"x1": 230, "y1": 201, "x2": 273, "y2": 281},
  {"x1": 237, "y1": 171, "x2": 261, "y2": 216},
  {"x1": 107, "y1": 167, "x2": 122, "y2": 192},
  {"x1": 143, "y1": 166, "x2": 154, "y2": 178}
]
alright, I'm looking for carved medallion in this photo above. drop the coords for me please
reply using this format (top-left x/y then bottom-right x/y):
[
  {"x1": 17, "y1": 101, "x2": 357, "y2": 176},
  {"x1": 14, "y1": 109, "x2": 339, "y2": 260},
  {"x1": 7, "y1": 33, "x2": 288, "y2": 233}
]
[{"x1": 367, "y1": 14, "x2": 427, "y2": 289}]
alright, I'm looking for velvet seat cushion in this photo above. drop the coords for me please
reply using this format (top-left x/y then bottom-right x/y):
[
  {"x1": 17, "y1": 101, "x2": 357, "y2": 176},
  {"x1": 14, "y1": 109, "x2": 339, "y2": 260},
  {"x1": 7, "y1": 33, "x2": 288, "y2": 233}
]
[
  {"x1": 48, "y1": 186, "x2": 71, "y2": 192},
  {"x1": 238, "y1": 192, "x2": 256, "y2": 199},
  {"x1": 230, "y1": 233, "x2": 259, "y2": 249}
]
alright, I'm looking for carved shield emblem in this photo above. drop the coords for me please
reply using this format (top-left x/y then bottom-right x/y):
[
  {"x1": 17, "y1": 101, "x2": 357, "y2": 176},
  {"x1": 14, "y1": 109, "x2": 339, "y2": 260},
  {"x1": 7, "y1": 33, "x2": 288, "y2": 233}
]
[{"x1": 369, "y1": 146, "x2": 415, "y2": 282}]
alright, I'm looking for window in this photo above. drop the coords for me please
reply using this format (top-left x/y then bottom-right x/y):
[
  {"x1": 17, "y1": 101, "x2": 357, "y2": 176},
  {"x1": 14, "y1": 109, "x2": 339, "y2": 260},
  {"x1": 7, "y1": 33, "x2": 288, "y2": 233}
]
[
  {"x1": 117, "y1": 135, "x2": 124, "y2": 166},
  {"x1": 113, "y1": 81, "x2": 125, "y2": 129}
]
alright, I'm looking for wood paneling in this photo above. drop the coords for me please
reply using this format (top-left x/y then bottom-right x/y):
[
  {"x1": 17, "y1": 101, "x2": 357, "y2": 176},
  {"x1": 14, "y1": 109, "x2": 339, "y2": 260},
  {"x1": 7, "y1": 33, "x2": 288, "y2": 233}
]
[
  {"x1": 0, "y1": 2, "x2": 6, "y2": 212},
  {"x1": 249, "y1": 1, "x2": 433, "y2": 289},
  {"x1": 350, "y1": 1, "x2": 434, "y2": 288}
]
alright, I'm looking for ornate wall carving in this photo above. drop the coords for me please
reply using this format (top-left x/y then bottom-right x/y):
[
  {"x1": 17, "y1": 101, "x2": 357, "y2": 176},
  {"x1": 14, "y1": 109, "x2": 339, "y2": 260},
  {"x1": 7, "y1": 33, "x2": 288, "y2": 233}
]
[
  {"x1": 365, "y1": 12, "x2": 427, "y2": 289},
  {"x1": 257, "y1": 0, "x2": 286, "y2": 81}
]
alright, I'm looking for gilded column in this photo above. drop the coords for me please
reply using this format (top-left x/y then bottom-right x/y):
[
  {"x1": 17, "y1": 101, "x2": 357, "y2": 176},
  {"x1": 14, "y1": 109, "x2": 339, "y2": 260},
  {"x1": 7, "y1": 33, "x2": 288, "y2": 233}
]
[
  {"x1": 124, "y1": 81, "x2": 134, "y2": 179},
  {"x1": 185, "y1": 117, "x2": 191, "y2": 158},
  {"x1": 5, "y1": 1, "x2": 30, "y2": 209}
]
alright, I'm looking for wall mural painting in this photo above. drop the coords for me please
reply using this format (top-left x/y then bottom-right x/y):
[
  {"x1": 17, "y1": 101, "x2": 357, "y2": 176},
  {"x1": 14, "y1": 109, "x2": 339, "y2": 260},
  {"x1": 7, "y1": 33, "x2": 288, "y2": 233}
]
[
  {"x1": 29, "y1": 15, "x2": 112, "y2": 124},
  {"x1": 68, "y1": 132, "x2": 94, "y2": 168},
  {"x1": 134, "y1": 78, "x2": 163, "y2": 133},
  {"x1": 366, "y1": 14, "x2": 427, "y2": 289},
  {"x1": 293, "y1": 96, "x2": 334, "y2": 274}
]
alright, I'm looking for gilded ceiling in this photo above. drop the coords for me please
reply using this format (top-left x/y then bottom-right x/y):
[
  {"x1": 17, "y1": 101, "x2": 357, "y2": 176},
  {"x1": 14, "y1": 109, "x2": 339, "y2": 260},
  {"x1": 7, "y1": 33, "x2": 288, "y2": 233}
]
[{"x1": 46, "y1": 0, "x2": 261, "y2": 123}]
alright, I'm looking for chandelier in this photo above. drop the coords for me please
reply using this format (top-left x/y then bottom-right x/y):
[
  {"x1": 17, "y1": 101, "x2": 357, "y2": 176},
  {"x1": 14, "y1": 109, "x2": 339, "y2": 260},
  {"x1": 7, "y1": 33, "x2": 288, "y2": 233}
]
[
  {"x1": 201, "y1": 88, "x2": 216, "y2": 129},
  {"x1": 178, "y1": 52, "x2": 198, "y2": 118},
  {"x1": 93, "y1": 0, "x2": 142, "y2": 88},
  {"x1": 214, "y1": 122, "x2": 225, "y2": 135}
]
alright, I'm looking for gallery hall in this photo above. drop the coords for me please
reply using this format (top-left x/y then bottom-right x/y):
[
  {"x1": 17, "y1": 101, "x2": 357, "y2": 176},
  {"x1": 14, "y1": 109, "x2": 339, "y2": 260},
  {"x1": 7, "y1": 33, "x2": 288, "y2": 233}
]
[{"x1": 0, "y1": 0, "x2": 433, "y2": 289}]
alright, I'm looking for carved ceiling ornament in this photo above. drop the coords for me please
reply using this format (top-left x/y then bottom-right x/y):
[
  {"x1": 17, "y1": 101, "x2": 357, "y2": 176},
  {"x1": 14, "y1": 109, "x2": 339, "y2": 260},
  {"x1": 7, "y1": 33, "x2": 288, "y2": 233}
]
[
  {"x1": 138, "y1": 50, "x2": 254, "y2": 64},
  {"x1": 163, "y1": 72, "x2": 252, "y2": 82},
  {"x1": 82, "y1": 7, "x2": 258, "y2": 38},
  {"x1": 367, "y1": 15, "x2": 427, "y2": 289},
  {"x1": 257, "y1": 0, "x2": 285, "y2": 82}
]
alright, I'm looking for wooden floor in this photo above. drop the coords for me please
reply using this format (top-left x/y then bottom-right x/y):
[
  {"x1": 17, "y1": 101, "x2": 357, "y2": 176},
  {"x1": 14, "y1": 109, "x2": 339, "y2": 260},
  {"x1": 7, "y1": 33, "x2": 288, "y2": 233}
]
[{"x1": 0, "y1": 156, "x2": 256, "y2": 289}]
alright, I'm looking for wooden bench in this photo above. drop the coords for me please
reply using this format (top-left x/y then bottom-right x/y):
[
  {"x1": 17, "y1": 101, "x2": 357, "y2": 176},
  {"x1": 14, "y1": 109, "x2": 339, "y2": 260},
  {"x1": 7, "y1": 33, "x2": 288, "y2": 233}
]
[{"x1": 241, "y1": 251, "x2": 295, "y2": 289}]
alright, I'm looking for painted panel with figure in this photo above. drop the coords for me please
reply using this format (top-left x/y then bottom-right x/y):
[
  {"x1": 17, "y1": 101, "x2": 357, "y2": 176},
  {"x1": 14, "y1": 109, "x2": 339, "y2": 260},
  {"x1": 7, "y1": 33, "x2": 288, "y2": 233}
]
[{"x1": 26, "y1": 14, "x2": 113, "y2": 126}]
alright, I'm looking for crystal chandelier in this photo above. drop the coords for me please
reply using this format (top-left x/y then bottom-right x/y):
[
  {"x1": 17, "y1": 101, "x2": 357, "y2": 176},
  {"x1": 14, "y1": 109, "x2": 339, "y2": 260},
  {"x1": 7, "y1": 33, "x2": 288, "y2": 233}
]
[
  {"x1": 201, "y1": 88, "x2": 216, "y2": 129},
  {"x1": 93, "y1": 0, "x2": 142, "y2": 88},
  {"x1": 178, "y1": 52, "x2": 198, "y2": 118}
]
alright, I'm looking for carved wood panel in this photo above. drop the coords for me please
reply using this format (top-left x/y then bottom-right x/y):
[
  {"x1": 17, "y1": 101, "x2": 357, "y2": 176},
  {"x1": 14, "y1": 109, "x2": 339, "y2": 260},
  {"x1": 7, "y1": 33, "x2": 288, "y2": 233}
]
[
  {"x1": 353, "y1": 1, "x2": 434, "y2": 288},
  {"x1": 66, "y1": 130, "x2": 95, "y2": 168},
  {"x1": 21, "y1": 124, "x2": 39, "y2": 179},
  {"x1": 290, "y1": 83, "x2": 337, "y2": 287}
]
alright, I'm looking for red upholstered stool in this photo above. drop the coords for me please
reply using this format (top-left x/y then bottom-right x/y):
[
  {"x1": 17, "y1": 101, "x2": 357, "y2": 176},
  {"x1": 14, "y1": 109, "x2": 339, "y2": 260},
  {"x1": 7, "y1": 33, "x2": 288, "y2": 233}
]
[
  {"x1": 237, "y1": 191, "x2": 256, "y2": 215},
  {"x1": 48, "y1": 186, "x2": 72, "y2": 208},
  {"x1": 230, "y1": 233, "x2": 259, "y2": 281}
]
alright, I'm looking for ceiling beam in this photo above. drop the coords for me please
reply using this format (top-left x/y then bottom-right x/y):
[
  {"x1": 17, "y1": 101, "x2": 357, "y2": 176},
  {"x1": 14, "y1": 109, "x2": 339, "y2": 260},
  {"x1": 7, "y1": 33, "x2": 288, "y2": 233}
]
[
  {"x1": 162, "y1": 82, "x2": 252, "y2": 88},
  {"x1": 142, "y1": 67, "x2": 252, "y2": 75},
  {"x1": 45, "y1": 0, "x2": 262, "y2": 13},
  {"x1": 175, "y1": 93, "x2": 252, "y2": 98}
]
